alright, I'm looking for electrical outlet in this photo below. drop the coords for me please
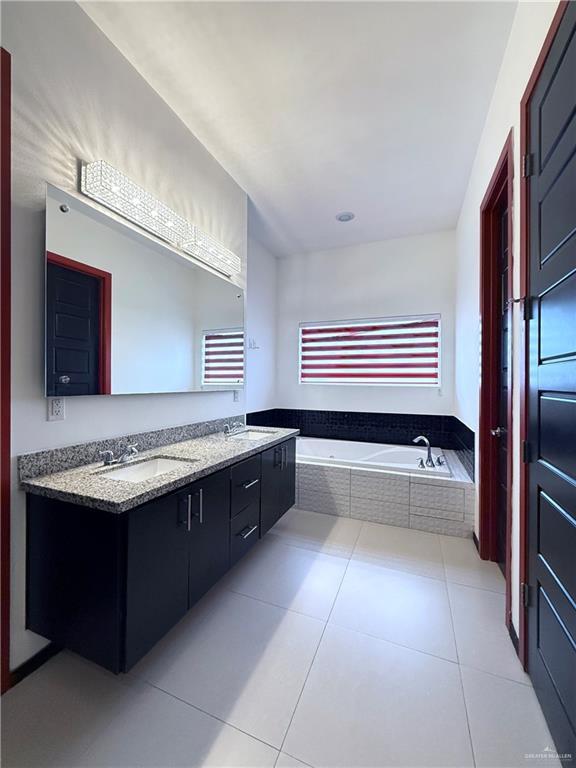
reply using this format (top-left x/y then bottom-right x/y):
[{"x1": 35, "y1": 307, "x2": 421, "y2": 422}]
[
  {"x1": 233, "y1": 390, "x2": 239, "y2": 402},
  {"x1": 48, "y1": 398, "x2": 65, "y2": 421}
]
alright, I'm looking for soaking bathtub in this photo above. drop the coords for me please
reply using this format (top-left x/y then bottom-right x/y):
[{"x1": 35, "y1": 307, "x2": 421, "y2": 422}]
[{"x1": 296, "y1": 436, "x2": 452, "y2": 478}]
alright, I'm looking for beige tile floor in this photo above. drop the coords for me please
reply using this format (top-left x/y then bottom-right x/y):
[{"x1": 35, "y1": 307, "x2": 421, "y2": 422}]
[{"x1": 1, "y1": 508, "x2": 559, "y2": 768}]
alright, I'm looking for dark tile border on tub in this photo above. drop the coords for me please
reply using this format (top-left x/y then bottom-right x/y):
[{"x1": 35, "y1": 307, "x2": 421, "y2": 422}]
[
  {"x1": 447, "y1": 416, "x2": 475, "y2": 481},
  {"x1": 247, "y1": 409, "x2": 475, "y2": 481}
]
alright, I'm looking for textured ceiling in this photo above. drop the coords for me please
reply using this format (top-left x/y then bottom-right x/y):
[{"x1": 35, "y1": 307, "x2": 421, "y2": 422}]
[{"x1": 82, "y1": 1, "x2": 517, "y2": 256}]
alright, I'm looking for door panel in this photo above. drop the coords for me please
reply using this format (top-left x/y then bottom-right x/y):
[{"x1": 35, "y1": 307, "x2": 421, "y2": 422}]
[
  {"x1": 46, "y1": 263, "x2": 101, "y2": 396},
  {"x1": 527, "y1": 3, "x2": 576, "y2": 758},
  {"x1": 538, "y1": 492, "x2": 576, "y2": 602},
  {"x1": 187, "y1": 468, "x2": 230, "y2": 607},
  {"x1": 539, "y1": 271, "x2": 576, "y2": 360},
  {"x1": 539, "y1": 26, "x2": 576, "y2": 163},
  {"x1": 539, "y1": 148, "x2": 576, "y2": 260}
]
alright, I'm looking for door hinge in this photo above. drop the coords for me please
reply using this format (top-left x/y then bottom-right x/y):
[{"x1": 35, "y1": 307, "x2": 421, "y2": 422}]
[
  {"x1": 523, "y1": 296, "x2": 533, "y2": 321},
  {"x1": 522, "y1": 440, "x2": 532, "y2": 464},
  {"x1": 522, "y1": 153, "x2": 534, "y2": 178},
  {"x1": 522, "y1": 582, "x2": 531, "y2": 609}
]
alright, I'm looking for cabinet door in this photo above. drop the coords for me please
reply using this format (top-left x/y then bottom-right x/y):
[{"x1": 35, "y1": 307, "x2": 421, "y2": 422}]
[
  {"x1": 187, "y1": 468, "x2": 231, "y2": 607},
  {"x1": 125, "y1": 492, "x2": 189, "y2": 670},
  {"x1": 280, "y1": 438, "x2": 296, "y2": 517},
  {"x1": 260, "y1": 445, "x2": 282, "y2": 536}
]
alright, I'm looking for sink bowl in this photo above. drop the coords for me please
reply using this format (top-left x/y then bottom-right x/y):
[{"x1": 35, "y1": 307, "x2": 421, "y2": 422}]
[
  {"x1": 101, "y1": 457, "x2": 195, "y2": 483},
  {"x1": 229, "y1": 430, "x2": 275, "y2": 441}
]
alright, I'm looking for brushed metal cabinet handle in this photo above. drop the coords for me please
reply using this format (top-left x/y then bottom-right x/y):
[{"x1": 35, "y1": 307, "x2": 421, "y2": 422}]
[
  {"x1": 240, "y1": 524, "x2": 258, "y2": 540},
  {"x1": 186, "y1": 494, "x2": 192, "y2": 532},
  {"x1": 243, "y1": 478, "x2": 259, "y2": 490},
  {"x1": 198, "y1": 487, "x2": 204, "y2": 524}
]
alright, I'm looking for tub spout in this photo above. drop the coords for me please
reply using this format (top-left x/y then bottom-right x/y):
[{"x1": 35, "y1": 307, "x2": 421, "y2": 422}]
[{"x1": 413, "y1": 435, "x2": 435, "y2": 468}]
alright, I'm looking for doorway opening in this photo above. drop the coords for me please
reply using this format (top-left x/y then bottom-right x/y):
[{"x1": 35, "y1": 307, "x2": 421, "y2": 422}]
[{"x1": 478, "y1": 131, "x2": 514, "y2": 628}]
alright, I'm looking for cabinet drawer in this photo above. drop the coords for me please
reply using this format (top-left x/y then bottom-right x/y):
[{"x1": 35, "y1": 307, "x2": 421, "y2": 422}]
[
  {"x1": 230, "y1": 455, "x2": 261, "y2": 517},
  {"x1": 230, "y1": 501, "x2": 260, "y2": 565}
]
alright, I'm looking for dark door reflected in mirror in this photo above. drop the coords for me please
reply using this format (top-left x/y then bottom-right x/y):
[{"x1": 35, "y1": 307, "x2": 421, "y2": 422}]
[{"x1": 45, "y1": 186, "x2": 244, "y2": 396}]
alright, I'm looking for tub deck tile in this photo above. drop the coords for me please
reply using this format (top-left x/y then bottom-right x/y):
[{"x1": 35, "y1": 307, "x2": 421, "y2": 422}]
[{"x1": 297, "y1": 488, "x2": 350, "y2": 517}]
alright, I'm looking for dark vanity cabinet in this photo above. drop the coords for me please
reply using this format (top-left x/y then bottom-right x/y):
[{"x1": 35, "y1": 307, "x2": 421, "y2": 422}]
[
  {"x1": 26, "y1": 437, "x2": 296, "y2": 674},
  {"x1": 125, "y1": 489, "x2": 191, "y2": 670},
  {"x1": 124, "y1": 468, "x2": 230, "y2": 670},
  {"x1": 230, "y1": 455, "x2": 262, "y2": 565},
  {"x1": 185, "y1": 469, "x2": 231, "y2": 609},
  {"x1": 260, "y1": 439, "x2": 296, "y2": 536}
]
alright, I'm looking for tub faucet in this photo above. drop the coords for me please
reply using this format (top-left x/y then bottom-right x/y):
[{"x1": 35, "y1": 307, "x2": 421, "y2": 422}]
[{"x1": 413, "y1": 435, "x2": 435, "y2": 468}]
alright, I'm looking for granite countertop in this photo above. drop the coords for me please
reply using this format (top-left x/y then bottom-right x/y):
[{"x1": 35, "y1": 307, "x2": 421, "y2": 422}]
[{"x1": 21, "y1": 428, "x2": 299, "y2": 513}]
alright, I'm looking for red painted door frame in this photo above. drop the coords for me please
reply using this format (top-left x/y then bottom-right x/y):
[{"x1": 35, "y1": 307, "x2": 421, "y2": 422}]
[
  {"x1": 1, "y1": 46, "x2": 12, "y2": 695},
  {"x1": 518, "y1": 0, "x2": 569, "y2": 669},
  {"x1": 47, "y1": 251, "x2": 112, "y2": 395},
  {"x1": 478, "y1": 130, "x2": 514, "y2": 628}
]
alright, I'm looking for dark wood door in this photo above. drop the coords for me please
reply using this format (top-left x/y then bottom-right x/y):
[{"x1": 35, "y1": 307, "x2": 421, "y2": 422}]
[
  {"x1": 280, "y1": 438, "x2": 296, "y2": 515},
  {"x1": 260, "y1": 444, "x2": 282, "y2": 536},
  {"x1": 125, "y1": 491, "x2": 190, "y2": 670},
  {"x1": 46, "y1": 262, "x2": 101, "y2": 396},
  {"x1": 496, "y1": 202, "x2": 510, "y2": 574},
  {"x1": 186, "y1": 468, "x2": 230, "y2": 607},
  {"x1": 527, "y1": 3, "x2": 576, "y2": 758}
]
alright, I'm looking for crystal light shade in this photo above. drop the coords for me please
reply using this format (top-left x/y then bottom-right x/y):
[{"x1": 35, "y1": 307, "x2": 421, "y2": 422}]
[
  {"x1": 81, "y1": 161, "x2": 190, "y2": 246},
  {"x1": 182, "y1": 229, "x2": 242, "y2": 277},
  {"x1": 80, "y1": 160, "x2": 241, "y2": 276}
]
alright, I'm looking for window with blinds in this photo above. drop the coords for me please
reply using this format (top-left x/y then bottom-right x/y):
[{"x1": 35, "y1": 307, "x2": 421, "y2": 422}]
[
  {"x1": 299, "y1": 315, "x2": 440, "y2": 386},
  {"x1": 202, "y1": 329, "x2": 244, "y2": 385}
]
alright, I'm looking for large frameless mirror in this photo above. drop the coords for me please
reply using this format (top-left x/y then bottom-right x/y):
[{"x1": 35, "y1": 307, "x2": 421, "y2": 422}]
[{"x1": 45, "y1": 185, "x2": 244, "y2": 396}]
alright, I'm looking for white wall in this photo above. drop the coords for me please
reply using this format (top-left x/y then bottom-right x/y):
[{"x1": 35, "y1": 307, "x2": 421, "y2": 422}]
[
  {"x1": 245, "y1": 238, "x2": 278, "y2": 413},
  {"x1": 3, "y1": 1, "x2": 248, "y2": 668},
  {"x1": 276, "y1": 231, "x2": 457, "y2": 415},
  {"x1": 454, "y1": 0, "x2": 560, "y2": 632}
]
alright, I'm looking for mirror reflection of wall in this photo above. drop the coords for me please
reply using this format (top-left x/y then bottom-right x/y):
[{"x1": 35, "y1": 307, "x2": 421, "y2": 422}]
[{"x1": 45, "y1": 186, "x2": 244, "y2": 396}]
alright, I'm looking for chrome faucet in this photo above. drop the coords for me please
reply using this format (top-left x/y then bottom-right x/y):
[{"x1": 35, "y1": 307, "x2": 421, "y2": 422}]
[
  {"x1": 223, "y1": 421, "x2": 245, "y2": 437},
  {"x1": 99, "y1": 443, "x2": 139, "y2": 466},
  {"x1": 413, "y1": 435, "x2": 435, "y2": 468}
]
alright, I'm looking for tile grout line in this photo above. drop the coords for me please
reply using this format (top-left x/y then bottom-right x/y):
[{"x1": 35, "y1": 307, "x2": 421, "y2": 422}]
[
  {"x1": 276, "y1": 521, "x2": 362, "y2": 757},
  {"x1": 458, "y1": 661, "x2": 534, "y2": 688},
  {"x1": 441, "y1": 538, "x2": 478, "y2": 768},
  {"x1": 228, "y1": 538, "x2": 474, "y2": 667},
  {"x1": 138, "y1": 678, "x2": 282, "y2": 753},
  {"x1": 281, "y1": 750, "x2": 316, "y2": 768},
  {"x1": 223, "y1": 585, "x2": 332, "y2": 623},
  {"x1": 280, "y1": 513, "x2": 505, "y2": 595},
  {"x1": 327, "y1": 619, "x2": 461, "y2": 667}
]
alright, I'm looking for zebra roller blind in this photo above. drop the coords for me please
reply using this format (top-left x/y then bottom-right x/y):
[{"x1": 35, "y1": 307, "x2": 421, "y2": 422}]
[
  {"x1": 202, "y1": 329, "x2": 244, "y2": 385},
  {"x1": 299, "y1": 315, "x2": 440, "y2": 386}
]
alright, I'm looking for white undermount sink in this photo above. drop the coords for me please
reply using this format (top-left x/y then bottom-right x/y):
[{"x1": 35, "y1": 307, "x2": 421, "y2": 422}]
[
  {"x1": 102, "y1": 457, "x2": 194, "y2": 483},
  {"x1": 229, "y1": 430, "x2": 275, "y2": 440}
]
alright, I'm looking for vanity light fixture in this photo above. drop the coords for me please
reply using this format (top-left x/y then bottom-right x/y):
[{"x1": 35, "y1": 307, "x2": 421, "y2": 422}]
[
  {"x1": 182, "y1": 228, "x2": 241, "y2": 278},
  {"x1": 80, "y1": 160, "x2": 241, "y2": 277},
  {"x1": 81, "y1": 161, "x2": 189, "y2": 246}
]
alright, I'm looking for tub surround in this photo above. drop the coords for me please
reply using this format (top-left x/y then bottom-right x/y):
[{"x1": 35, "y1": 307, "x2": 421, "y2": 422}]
[
  {"x1": 248, "y1": 408, "x2": 475, "y2": 480},
  {"x1": 20, "y1": 426, "x2": 298, "y2": 513},
  {"x1": 296, "y1": 448, "x2": 475, "y2": 538}
]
